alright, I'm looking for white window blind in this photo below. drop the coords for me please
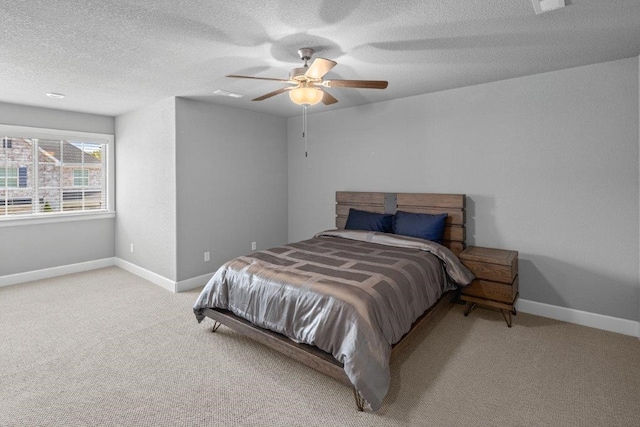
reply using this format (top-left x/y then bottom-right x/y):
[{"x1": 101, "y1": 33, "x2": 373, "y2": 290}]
[{"x1": 0, "y1": 125, "x2": 113, "y2": 219}]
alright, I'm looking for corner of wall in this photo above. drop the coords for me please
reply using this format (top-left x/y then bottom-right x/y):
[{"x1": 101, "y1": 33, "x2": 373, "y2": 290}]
[{"x1": 114, "y1": 97, "x2": 178, "y2": 282}]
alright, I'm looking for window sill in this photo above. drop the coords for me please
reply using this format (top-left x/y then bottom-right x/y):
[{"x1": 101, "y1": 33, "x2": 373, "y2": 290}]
[{"x1": 0, "y1": 211, "x2": 116, "y2": 227}]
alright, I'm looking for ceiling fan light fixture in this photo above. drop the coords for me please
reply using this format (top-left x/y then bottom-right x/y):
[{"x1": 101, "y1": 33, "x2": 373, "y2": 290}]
[
  {"x1": 289, "y1": 87, "x2": 323, "y2": 106},
  {"x1": 227, "y1": 47, "x2": 387, "y2": 107}
]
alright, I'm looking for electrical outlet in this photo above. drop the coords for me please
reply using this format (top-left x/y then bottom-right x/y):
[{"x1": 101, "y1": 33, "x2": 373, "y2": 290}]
[
  {"x1": 251, "y1": 242, "x2": 257, "y2": 251},
  {"x1": 204, "y1": 251, "x2": 210, "y2": 262},
  {"x1": 130, "y1": 243, "x2": 134, "y2": 253}
]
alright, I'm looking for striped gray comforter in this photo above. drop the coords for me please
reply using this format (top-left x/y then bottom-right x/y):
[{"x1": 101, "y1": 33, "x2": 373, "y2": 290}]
[{"x1": 193, "y1": 229, "x2": 474, "y2": 411}]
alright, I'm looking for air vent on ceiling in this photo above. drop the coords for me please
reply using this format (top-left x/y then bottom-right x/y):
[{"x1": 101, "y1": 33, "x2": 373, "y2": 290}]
[
  {"x1": 213, "y1": 90, "x2": 243, "y2": 98},
  {"x1": 532, "y1": 0, "x2": 565, "y2": 14}
]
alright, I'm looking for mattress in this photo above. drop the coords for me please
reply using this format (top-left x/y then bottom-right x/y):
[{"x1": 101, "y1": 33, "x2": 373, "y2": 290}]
[{"x1": 194, "y1": 229, "x2": 474, "y2": 410}]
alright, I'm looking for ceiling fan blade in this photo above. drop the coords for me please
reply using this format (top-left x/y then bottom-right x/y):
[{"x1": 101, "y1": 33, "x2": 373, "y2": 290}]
[
  {"x1": 321, "y1": 91, "x2": 338, "y2": 105},
  {"x1": 305, "y1": 58, "x2": 337, "y2": 79},
  {"x1": 227, "y1": 74, "x2": 289, "y2": 82},
  {"x1": 325, "y1": 79, "x2": 388, "y2": 89},
  {"x1": 252, "y1": 87, "x2": 292, "y2": 101}
]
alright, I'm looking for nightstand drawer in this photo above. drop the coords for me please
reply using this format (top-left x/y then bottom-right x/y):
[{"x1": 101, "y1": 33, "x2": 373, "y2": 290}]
[
  {"x1": 462, "y1": 276, "x2": 519, "y2": 304},
  {"x1": 459, "y1": 246, "x2": 518, "y2": 283}
]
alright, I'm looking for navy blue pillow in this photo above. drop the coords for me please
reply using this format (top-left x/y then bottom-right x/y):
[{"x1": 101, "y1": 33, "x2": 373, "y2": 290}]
[
  {"x1": 344, "y1": 208, "x2": 393, "y2": 233},
  {"x1": 392, "y1": 211, "x2": 448, "y2": 242}
]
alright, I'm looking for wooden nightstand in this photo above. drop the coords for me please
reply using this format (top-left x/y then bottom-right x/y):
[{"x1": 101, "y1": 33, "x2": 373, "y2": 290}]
[{"x1": 459, "y1": 246, "x2": 519, "y2": 327}]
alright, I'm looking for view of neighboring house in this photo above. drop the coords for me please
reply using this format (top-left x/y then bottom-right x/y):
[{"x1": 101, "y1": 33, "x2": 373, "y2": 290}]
[{"x1": 0, "y1": 137, "x2": 105, "y2": 215}]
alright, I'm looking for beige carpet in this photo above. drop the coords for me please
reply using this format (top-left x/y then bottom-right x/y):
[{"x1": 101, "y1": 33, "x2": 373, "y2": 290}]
[{"x1": 1, "y1": 267, "x2": 639, "y2": 426}]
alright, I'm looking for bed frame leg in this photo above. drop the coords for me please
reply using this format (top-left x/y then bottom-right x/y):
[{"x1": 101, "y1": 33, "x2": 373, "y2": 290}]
[
  {"x1": 463, "y1": 302, "x2": 476, "y2": 316},
  {"x1": 211, "y1": 321, "x2": 221, "y2": 333},
  {"x1": 352, "y1": 388, "x2": 365, "y2": 412}
]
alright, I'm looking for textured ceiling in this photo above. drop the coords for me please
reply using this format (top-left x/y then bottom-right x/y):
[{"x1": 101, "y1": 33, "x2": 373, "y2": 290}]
[{"x1": 1, "y1": 0, "x2": 639, "y2": 118}]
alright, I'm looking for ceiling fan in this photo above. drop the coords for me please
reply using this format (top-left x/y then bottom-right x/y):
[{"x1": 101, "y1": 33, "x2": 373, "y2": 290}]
[{"x1": 226, "y1": 48, "x2": 388, "y2": 106}]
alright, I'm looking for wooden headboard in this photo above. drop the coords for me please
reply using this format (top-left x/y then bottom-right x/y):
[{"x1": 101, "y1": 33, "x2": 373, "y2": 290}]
[{"x1": 336, "y1": 191, "x2": 466, "y2": 255}]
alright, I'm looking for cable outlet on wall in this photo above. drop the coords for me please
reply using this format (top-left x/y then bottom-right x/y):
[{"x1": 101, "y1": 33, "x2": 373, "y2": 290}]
[
  {"x1": 204, "y1": 251, "x2": 210, "y2": 262},
  {"x1": 130, "y1": 243, "x2": 134, "y2": 253},
  {"x1": 251, "y1": 242, "x2": 257, "y2": 251}
]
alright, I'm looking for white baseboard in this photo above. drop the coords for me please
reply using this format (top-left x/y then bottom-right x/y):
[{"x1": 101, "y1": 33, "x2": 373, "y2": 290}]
[
  {"x1": 114, "y1": 258, "x2": 176, "y2": 293},
  {"x1": 0, "y1": 257, "x2": 116, "y2": 288},
  {"x1": 2, "y1": 262, "x2": 638, "y2": 339},
  {"x1": 113, "y1": 258, "x2": 213, "y2": 294},
  {"x1": 516, "y1": 299, "x2": 640, "y2": 338},
  {"x1": 176, "y1": 272, "x2": 214, "y2": 292}
]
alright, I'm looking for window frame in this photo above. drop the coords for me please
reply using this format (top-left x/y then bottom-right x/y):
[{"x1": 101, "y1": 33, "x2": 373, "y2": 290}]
[{"x1": 0, "y1": 124, "x2": 115, "y2": 227}]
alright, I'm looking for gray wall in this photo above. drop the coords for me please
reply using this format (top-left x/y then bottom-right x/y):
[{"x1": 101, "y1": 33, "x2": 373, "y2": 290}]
[
  {"x1": 175, "y1": 98, "x2": 288, "y2": 281},
  {"x1": 288, "y1": 57, "x2": 640, "y2": 322},
  {"x1": 114, "y1": 97, "x2": 288, "y2": 284},
  {"x1": 0, "y1": 102, "x2": 114, "y2": 135},
  {"x1": 115, "y1": 98, "x2": 178, "y2": 280},
  {"x1": 0, "y1": 102, "x2": 115, "y2": 276}
]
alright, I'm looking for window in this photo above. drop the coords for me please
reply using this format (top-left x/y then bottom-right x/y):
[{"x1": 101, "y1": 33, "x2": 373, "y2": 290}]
[
  {"x1": 0, "y1": 167, "x2": 18, "y2": 188},
  {"x1": 1, "y1": 167, "x2": 28, "y2": 188},
  {"x1": 0, "y1": 125, "x2": 114, "y2": 220},
  {"x1": 73, "y1": 169, "x2": 89, "y2": 186}
]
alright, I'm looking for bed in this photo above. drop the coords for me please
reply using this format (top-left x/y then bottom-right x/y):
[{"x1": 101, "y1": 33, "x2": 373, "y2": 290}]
[{"x1": 193, "y1": 192, "x2": 473, "y2": 411}]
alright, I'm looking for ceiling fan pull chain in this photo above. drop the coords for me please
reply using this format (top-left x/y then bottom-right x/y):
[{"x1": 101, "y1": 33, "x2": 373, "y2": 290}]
[{"x1": 302, "y1": 105, "x2": 308, "y2": 157}]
